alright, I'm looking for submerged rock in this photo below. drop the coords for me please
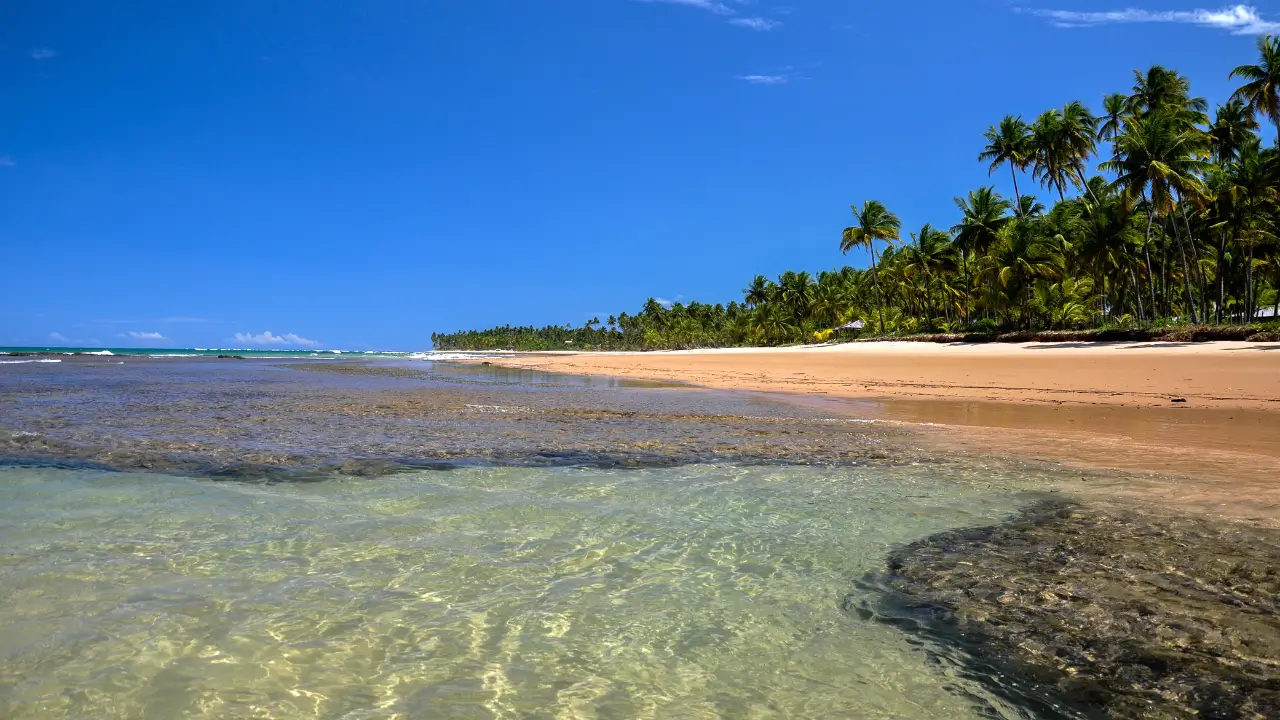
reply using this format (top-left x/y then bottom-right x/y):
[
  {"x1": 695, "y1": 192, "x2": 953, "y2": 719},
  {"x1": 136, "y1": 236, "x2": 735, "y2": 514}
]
[{"x1": 857, "y1": 500, "x2": 1280, "y2": 719}]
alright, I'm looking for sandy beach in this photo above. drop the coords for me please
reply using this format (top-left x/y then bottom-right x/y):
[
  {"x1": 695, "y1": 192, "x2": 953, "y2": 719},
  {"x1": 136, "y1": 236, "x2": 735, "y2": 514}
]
[
  {"x1": 473, "y1": 342, "x2": 1280, "y2": 513},
  {"x1": 470, "y1": 341, "x2": 1280, "y2": 409}
]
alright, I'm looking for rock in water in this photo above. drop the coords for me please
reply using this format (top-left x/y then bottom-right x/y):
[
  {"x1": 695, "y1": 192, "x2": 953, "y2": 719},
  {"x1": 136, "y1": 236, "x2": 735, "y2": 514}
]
[{"x1": 857, "y1": 500, "x2": 1280, "y2": 719}]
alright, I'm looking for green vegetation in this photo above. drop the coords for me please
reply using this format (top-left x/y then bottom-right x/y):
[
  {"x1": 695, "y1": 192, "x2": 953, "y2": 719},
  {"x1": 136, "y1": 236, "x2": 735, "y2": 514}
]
[{"x1": 433, "y1": 41, "x2": 1280, "y2": 352}]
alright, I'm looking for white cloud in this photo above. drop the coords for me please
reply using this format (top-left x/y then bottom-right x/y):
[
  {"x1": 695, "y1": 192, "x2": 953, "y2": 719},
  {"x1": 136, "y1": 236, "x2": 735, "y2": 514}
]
[
  {"x1": 233, "y1": 330, "x2": 320, "y2": 347},
  {"x1": 737, "y1": 74, "x2": 789, "y2": 84},
  {"x1": 1024, "y1": 4, "x2": 1280, "y2": 34},
  {"x1": 633, "y1": 0, "x2": 733, "y2": 14},
  {"x1": 30, "y1": 47, "x2": 57, "y2": 60},
  {"x1": 121, "y1": 331, "x2": 167, "y2": 341},
  {"x1": 48, "y1": 332, "x2": 99, "y2": 345},
  {"x1": 729, "y1": 17, "x2": 781, "y2": 30},
  {"x1": 654, "y1": 297, "x2": 675, "y2": 308},
  {"x1": 632, "y1": 0, "x2": 783, "y2": 29}
]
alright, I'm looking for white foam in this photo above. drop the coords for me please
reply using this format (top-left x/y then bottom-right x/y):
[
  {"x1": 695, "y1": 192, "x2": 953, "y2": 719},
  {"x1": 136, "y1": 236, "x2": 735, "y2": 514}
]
[
  {"x1": 0, "y1": 359, "x2": 62, "y2": 364},
  {"x1": 84, "y1": 350, "x2": 114, "y2": 356},
  {"x1": 406, "y1": 351, "x2": 501, "y2": 361}
]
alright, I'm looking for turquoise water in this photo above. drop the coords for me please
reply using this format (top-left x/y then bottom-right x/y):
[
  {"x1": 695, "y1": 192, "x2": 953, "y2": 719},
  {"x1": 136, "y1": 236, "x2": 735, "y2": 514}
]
[
  {"x1": 0, "y1": 346, "x2": 415, "y2": 359},
  {"x1": 0, "y1": 462, "x2": 1054, "y2": 719}
]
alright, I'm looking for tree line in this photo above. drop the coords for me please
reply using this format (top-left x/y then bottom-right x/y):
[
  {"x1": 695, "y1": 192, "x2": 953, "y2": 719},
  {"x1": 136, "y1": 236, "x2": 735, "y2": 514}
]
[{"x1": 433, "y1": 39, "x2": 1280, "y2": 352}]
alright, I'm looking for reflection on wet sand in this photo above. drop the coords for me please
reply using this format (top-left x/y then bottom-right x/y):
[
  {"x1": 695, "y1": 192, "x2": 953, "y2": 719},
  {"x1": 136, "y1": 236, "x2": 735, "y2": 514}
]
[{"x1": 843, "y1": 396, "x2": 1280, "y2": 523}]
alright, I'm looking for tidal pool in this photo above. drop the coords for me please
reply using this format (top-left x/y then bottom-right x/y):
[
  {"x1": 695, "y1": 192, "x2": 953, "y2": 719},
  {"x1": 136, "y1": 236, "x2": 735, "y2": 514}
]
[{"x1": 0, "y1": 462, "x2": 1060, "y2": 718}]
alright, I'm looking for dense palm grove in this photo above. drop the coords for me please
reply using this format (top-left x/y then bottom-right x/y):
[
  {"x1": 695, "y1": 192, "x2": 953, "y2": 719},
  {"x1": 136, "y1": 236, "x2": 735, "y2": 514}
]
[{"x1": 434, "y1": 40, "x2": 1280, "y2": 352}]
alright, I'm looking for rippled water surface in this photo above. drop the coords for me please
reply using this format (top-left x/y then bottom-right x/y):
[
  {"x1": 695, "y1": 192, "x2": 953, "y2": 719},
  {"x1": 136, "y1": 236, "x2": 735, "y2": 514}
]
[{"x1": 0, "y1": 462, "x2": 1054, "y2": 718}]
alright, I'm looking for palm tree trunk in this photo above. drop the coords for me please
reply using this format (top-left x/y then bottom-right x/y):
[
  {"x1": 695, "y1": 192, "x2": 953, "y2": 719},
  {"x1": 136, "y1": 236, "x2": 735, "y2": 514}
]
[
  {"x1": 1167, "y1": 215, "x2": 1198, "y2": 324},
  {"x1": 1141, "y1": 196, "x2": 1157, "y2": 325},
  {"x1": 1162, "y1": 238, "x2": 1171, "y2": 320},
  {"x1": 1177, "y1": 200, "x2": 1209, "y2": 323},
  {"x1": 1009, "y1": 165, "x2": 1023, "y2": 216},
  {"x1": 1076, "y1": 162, "x2": 1100, "y2": 205},
  {"x1": 1217, "y1": 231, "x2": 1227, "y2": 325},
  {"x1": 1247, "y1": 241, "x2": 1256, "y2": 323},
  {"x1": 869, "y1": 244, "x2": 886, "y2": 334},
  {"x1": 1129, "y1": 265, "x2": 1145, "y2": 325}
]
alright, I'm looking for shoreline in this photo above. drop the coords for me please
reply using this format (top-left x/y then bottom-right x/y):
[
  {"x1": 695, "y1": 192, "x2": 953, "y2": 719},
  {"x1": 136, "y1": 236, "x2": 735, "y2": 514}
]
[
  {"x1": 461, "y1": 340, "x2": 1280, "y2": 409},
  {"x1": 461, "y1": 342, "x2": 1280, "y2": 518}
]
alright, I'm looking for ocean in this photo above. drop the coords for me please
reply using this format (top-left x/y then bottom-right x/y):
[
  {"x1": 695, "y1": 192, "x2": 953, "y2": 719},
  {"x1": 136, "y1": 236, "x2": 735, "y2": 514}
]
[{"x1": 2, "y1": 354, "x2": 1274, "y2": 718}]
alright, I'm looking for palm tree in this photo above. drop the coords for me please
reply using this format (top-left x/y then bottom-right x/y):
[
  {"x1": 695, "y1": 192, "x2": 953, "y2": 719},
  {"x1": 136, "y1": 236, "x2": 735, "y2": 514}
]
[
  {"x1": 1209, "y1": 99, "x2": 1261, "y2": 164},
  {"x1": 1129, "y1": 66, "x2": 1208, "y2": 122},
  {"x1": 841, "y1": 200, "x2": 902, "y2": 333},
  {"x1": 1215, "y1": 138, "x2": 1279, "y2": 321},
  {"x1": 1018, "y1": 194, "x2": 1047, "y2": 218},
  {"x1": 1079, "y1": 195, "x2": 1144, "y2": 321},
  {"x1": 951, "y1": 187, "x2": 1012, "y2": 258},
  {"x1": 1102, "y1": 112, "x2": 1213, "y2": 322},
  {"x1": 951, "y1": 187, "x2": 1012, "y2": 322},
  {"x1": 1099, "y1": 92, "x2": 1129, "y2": 158},
  {"x1": 777, "y1": 270, "x2": 816, "y2": 319},
  {"x1": 755, "y1": 303, "x2": 799, "y2": 345},
  {"x1": 1061, "y1": 101, "x2": 1101, "y2": 201},
  {"x1": 902, "y1": 224, "x2": 958, "y2": 325},
  {"x1": 743, "y1": 275, "x2": 773, "y2": 308},
  {"x1": 812, "y1": 271, "x2": 852, "y2": 328},
  {"x1": 1030, "y1": 109, "x2": 1071, "y2": 201},
  {"x1": 979, "y1": 115, "x2": 1032, "y2": 214},
  {"x1": 979, "y1": 220, "x2": 1062, "y2": 327},
  {"x1": 1231, "y1": 35, "x2": 1280, "y2": 145}
]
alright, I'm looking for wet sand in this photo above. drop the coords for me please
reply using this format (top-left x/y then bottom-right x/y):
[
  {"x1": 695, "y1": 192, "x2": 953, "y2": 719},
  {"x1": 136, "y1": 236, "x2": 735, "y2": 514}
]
[
  {"x1": 466, "y1": 342, "x2": 1280, "y2": 410},
  {"x1": 468, "y1": 343, "x2": 1280, "y2": 516}
]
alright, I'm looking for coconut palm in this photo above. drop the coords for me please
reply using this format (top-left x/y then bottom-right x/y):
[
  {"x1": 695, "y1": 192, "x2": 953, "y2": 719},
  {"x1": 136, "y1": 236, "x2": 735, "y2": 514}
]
[
  {"x1": 1061, "y1": 101, "x2": 1101, "y2": 200},
  {"x1": 978, "y1": 220, "x2": 1062, "y2": 326},
  {"x1": 811, "y1": 272, "x2": 852, "y2": 327},
  {"x1": 436, "y1": 43, "x2": 1280, "y2": 352},
  {"x1": 979, "y1": 115, "x2": 1032, "y2": 214},
  {"x1": 743, "y1": 275, "x2": 773, "y2": 308},
  {"x1": 902, "y1": 224, "x2": 958, "y2": 325},
  {"x1": 1018, "y1": 194, "x2": 1047, "y2": 218},
  {"x1": 1029, "y1": 109, "x2": 1067, "y2": 201},
  {"x1": 1209, "y1": 99, "x2": 1261, "y2": 164},
  {"x1": 1216, "y1": 138, "x2": 1279, "y2": 320},
  {"x1": 1101, "y1": 112, "x2": 1213, "y2": 321},
  {"x1": 1076, "y1": 194, "x2": 1145, "y2": 322},
  {"x1": 1129, "y1": 66, "x2": 1207, "y2": 121},
  {"x1": 841, "y1": 200, "x2": 902, "y2": 333},
  {"x1": 777, "y1": 270, "x2": 816, "y2": 319},
  {"x1": 1099, "y1": 92, "x2": 1129, "y2": 158},
  {"x1": 951, "y1": 187, "x2": 1012, "y2": 258},
  {"x1": 1231, "y1": 35, "x2": 1280, "y2": 145}
]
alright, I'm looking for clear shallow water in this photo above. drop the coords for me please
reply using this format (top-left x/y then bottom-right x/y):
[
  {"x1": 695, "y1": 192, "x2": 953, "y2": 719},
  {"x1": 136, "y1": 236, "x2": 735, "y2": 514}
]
[
  {"x1": 0, "y1": 347, "x2": 496, "y2": 360},
  {"x1": 0, "y1": 463, "x2": 1053, "y2": 719}
]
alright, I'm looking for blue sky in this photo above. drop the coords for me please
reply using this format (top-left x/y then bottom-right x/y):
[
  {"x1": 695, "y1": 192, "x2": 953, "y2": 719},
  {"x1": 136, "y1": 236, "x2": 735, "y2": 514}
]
[{"x1": 2, "y1": 1, "x2": 1275, "y2": 349}]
